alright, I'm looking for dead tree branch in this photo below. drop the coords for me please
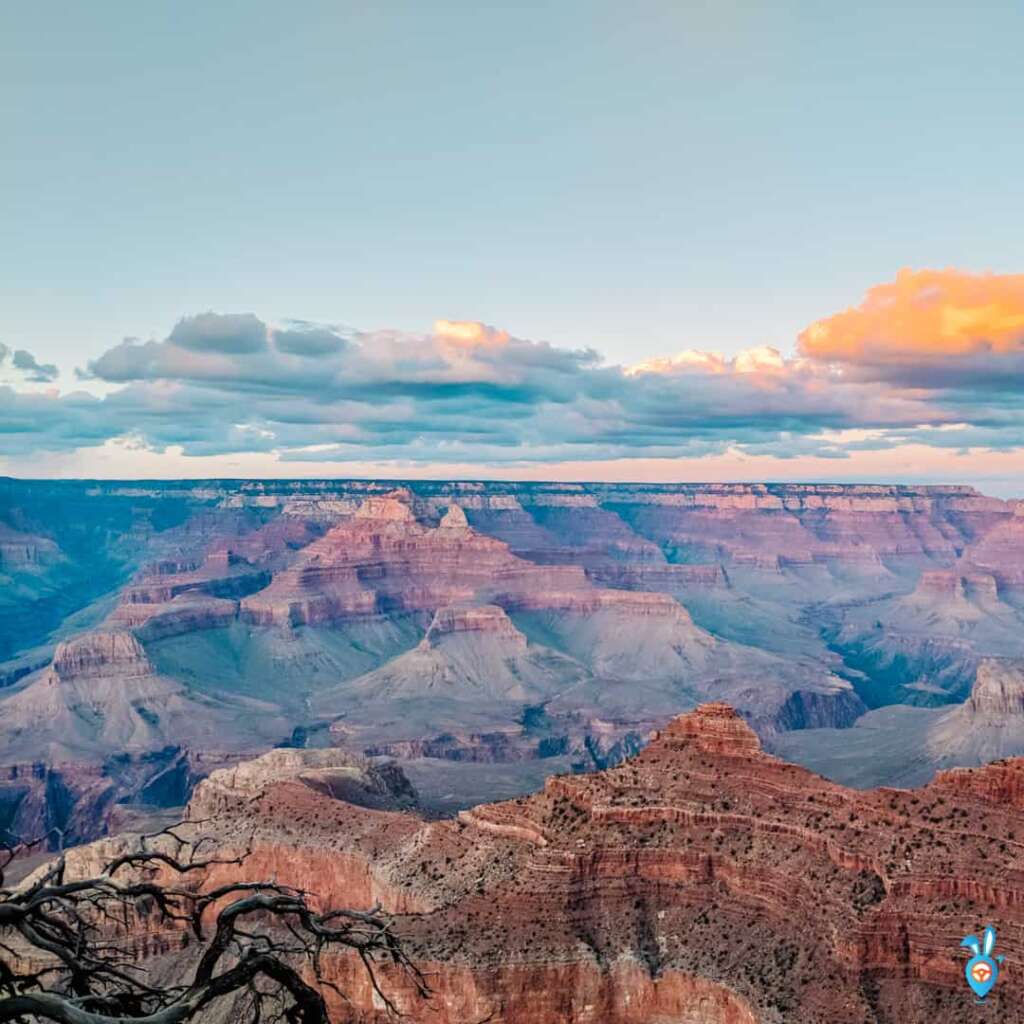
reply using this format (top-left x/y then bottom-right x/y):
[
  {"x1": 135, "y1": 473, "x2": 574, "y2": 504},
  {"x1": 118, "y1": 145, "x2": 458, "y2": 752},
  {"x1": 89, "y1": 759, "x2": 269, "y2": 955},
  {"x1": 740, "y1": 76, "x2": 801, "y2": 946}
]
[{"x1": 0, "y1": 825, "x2": 427, "y2": 1023}]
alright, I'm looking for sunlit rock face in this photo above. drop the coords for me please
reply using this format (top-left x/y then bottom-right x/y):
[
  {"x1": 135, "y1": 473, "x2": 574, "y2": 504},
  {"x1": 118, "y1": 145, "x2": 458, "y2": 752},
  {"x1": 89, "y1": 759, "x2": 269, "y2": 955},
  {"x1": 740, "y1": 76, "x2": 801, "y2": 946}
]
[
  {"x1": 188, "y1": 746, "x2": 419, "y2": 818},
  {"x1": 60, "y1": 703, "x2": 1024, "y2": 1023}
]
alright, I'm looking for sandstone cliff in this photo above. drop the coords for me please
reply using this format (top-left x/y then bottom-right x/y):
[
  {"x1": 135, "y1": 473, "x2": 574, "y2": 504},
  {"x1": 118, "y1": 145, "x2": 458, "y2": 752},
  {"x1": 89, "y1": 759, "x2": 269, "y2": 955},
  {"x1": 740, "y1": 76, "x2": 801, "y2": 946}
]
[
  {"x1": 188, "y1": 746, "x2": 418, "y2": 818},
  {"x1": 56, "y1": 703, "x2": 1024, "y2": 1023}
]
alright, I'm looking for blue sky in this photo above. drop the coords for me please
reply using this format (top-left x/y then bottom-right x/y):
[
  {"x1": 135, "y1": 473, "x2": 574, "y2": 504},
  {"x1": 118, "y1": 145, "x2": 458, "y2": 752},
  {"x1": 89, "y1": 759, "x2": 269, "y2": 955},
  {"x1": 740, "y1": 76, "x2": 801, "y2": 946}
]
[{"x1": 1, "y1": 3, "x2": 1023, "y2": 490}]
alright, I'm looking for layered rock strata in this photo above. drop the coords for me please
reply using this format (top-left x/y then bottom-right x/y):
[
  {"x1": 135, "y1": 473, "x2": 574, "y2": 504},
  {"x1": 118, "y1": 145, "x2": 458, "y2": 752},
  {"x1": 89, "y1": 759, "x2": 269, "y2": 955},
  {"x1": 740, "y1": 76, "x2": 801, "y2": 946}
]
[{"x1": 54, "y1": 703, "x2": 1024, "y2": 1023}]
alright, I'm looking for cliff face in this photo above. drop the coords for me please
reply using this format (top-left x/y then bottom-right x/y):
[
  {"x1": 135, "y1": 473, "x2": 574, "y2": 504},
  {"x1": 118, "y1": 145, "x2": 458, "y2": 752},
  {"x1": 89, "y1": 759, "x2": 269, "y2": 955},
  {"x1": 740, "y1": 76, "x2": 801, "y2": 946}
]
[
  {"x1": 419, "y1": 603, "x2": 527, "y2": 647},
  {"x1": 921, "y1": 657, "x2": 1024, "y2": 767},
  {"x1": 0, "y1": 628, "x2": 290, "y2": 763},
  {"x1": 0, "y1": 748, "x2": 223, "y2": 851},
  {"x1": 50, "y1": 631, "x2": 153, "y2": 680},
  {"x1": 960, "y1": 510, "x2": 1024, "y2": 588},
  {"x1": 0, "y1": 760, "x2": 116, "y2": 850},
  {"x1": 108, "y1": 550, "x2": 270, "y2": 639},
  {"x1": 70, "y1": 703, "x2": 1024, "y2": 1023},
  {"x1": 964, "y1": 658, "x2": 1024, "y2": 717},
  {"x1": 238, "y1": 495, "x2": 594, "y2": 627},
  {"x1": 0, "y1": 523, "x2": 60, "y2": 570},
  {"x1": 771, "y1": 658, "x2": 1024, "y2": 790},
  {"x1": 274, "y1": 495, "x2": 862, "y2": 752},
  {"x1": 188, "y1": 746, "x2": 419, "y2": 818}
]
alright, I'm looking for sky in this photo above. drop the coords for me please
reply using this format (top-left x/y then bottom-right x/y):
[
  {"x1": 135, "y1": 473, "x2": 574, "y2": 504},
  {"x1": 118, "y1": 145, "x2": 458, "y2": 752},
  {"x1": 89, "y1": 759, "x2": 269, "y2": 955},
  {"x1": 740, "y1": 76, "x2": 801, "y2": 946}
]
[{"x1": 1, "y1": 2, "x2": 1023, "y2": 493}]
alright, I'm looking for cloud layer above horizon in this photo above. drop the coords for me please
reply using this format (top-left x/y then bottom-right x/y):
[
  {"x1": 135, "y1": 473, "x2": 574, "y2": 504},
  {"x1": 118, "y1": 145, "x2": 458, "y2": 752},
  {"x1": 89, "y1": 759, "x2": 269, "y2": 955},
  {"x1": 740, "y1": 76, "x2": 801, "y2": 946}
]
[{"x1": 2, "y1": 270, "x2": 1024, "y2": 480}]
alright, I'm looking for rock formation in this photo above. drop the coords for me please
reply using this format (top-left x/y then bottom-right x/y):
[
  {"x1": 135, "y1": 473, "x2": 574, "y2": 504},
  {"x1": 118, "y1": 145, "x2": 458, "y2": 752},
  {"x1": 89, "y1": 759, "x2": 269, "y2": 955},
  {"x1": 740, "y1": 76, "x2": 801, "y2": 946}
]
[
  {"x1": 0, "y1": 748, "x2": 229, "y2": 851},
  {"x1": 319, "y1": 603, "x2": 582, "y2": 707},
  {"x1": 437, "y1": 502, "x2": 469, "y2": 530},
  {"x1": 56, "y1": 703, "x2": 1024, "y2": 1022},
  {"x1": 0, "y1": 522, "x2": 60, "y2": 570},
  {"x1": 239, "y1": 490, "x2": 591, "y2": 627},
  {"x1": 108, "y1": 550, "x2": 270, "y2": 639},
  {"x1": 773, "y1": 658, "x2": 1024, "y2": 788},
  {"x1": 50, "y1": 630, "x2": 152, "y2": 680},
  {"x1": 0, "y1": 629, "x2": 290, "y2": 762},
  {"x1": 960, "y1": 509, "x2": 1024, "y2": 590},
  {"x1": 188, "y1": 746, "x2": 418, "y2": 817},
  {"x1": 421, "y1": 603, "x2": 526, "y2": 645},
  {"x1": 963, "y1": 657, "x2": 1024, "y2": 717},
  {"x1": 4, "y1": 479, "x2": 1024, "y2": 843}
]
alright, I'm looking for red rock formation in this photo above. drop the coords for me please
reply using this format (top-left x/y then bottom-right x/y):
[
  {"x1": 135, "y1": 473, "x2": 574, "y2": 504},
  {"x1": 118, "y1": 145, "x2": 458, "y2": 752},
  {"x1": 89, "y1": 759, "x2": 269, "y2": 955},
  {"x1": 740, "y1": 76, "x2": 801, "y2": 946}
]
[
  {"x1": 112, "y1": 595, "x2": 238, "y2": 640},
  {"x1": 604, "y1": 482, "x2": 1006, "y2": 567},
  {"x1": 107, "y1": 550, "x2": 270, "y2": 636},
  {"x1": 437, "y1": 503, "x2": 470, "y2": 530},
  {"x1": 587, "y1": 561, "x2": 727, "y2": 591},
  {"x1": 328, "y1": 601, "x2": 581, "y2": 707},
  {"x1": 475, "y1": 498, "x2": 669, "y2": 569},
  {"x1": 8, "y1": 478, "x2": 1024, "y2": 876},
  {"x1": 915, "y1": 570, "x2": 966, "y2": 598},
  {"x1": 960, "y1": 509, "x2": 1024, "y2": 589},
  {"x1": 0, "y1": 760, "x2": 116, "y2": 850},
  {"x1": 364, "y1": 730, "x2": 533, "y2": 763},
  {"x1": 70, "y1": 703, "x2": 1024, "y2": 1022},
  {"x1": 419, "y1": 604, "x2": 527, "y2": 648},
  {"x1": 50, "y1": 631, "x2": 153, "y2": 680},
  {"x1": 0, "y1": 749, "x2": 234, "y2": 852},
  {"x1": 239, "y1": 494, "x2": 602, "y2": 627},
  {"x1": 500, "y1": 585, "x2": 694, "y2": 617},
  {"x1": 931, "y1": 758, "x2": 1024, "y2": 809},
  {"x1": 188, "y1": 746, "x2": 418, "y2": 818}
]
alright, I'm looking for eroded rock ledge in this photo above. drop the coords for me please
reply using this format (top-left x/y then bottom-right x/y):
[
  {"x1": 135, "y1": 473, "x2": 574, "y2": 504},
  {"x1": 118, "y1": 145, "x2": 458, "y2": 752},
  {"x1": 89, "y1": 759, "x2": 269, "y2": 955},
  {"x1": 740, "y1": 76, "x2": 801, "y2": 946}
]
[{"x1": 50, "y1": 702, "x2": 1024, "y2": 1023}]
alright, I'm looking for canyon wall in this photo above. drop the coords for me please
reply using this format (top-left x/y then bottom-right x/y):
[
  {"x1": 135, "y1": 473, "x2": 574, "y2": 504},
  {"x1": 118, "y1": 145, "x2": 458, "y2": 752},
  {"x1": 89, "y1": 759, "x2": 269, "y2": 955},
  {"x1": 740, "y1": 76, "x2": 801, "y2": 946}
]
[
  {"x1": 3, "y1": 478, "x2": 1024, "y2": 846},
  {"x1": 44, "y1": 703, "x2": 1024, "y2": 1023}
]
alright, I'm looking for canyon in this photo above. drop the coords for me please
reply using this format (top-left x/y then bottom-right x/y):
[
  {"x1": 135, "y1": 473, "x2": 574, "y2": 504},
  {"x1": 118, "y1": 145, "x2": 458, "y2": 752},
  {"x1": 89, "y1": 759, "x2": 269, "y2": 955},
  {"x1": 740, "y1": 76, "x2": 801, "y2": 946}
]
[
  {"x1": 2, "y1": 477, "x2": 1024, "y2": 849},
  {"x1": 35, "y1": 703, "x2": 1024, "y2": 1022}
]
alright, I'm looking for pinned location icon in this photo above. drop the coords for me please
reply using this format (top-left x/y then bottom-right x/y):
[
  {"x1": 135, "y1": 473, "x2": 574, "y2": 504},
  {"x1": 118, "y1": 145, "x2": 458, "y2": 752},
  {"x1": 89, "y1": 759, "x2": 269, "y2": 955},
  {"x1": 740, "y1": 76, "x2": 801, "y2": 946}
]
[{"x1": 961, "y1": 925, "x2": 1003, "y2": 1001}]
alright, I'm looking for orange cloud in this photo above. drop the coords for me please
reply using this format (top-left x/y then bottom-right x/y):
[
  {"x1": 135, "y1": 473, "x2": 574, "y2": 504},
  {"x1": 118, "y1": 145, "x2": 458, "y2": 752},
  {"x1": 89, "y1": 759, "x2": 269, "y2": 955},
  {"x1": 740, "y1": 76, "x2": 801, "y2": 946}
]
[
  {"x1": 798, "y1": 268, "x2": 1024, "y2": 365},
  {"x1": 433, "y1": 319, "x2": 510, "y2": 350},
  {"x1": 626, "y1": 345, "x2": 790, "y2": 377}
]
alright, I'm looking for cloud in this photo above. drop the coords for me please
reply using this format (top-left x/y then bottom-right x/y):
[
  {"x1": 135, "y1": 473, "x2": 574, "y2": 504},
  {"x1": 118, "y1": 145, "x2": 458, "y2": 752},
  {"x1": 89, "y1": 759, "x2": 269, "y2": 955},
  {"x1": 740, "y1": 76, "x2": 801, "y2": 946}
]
[
  {"x1": 85, "y1": 313, "x2": 602, "y2": 406},
  {"x1": 0, "y1": 343, "x2": 59, "y2": 383},
  {"x1": 627, "y1": 345, "x2": 791, "y2": 377},
  {"x1": 798, "y1": 268, "x2": 1024, "y2": 388},
  {"x1": 433, "y1": 319, "x2": 510, "y2": 350},
  {"x1": 11, "y1": 349, "x2": 59, "y2": 382},
  {"x1": 273, "y1": 323, "x2": 348, "y2": 357},
  {"x1": 67, "y1": 313, "x2": 951, "y2": 463},
  {"x1": 168, "y1": 312, "x2": 268, "y2": 354},
  {"x1": 0, "y1": 387, "x2": 110, "y2": 454},
  {"x1": 4, "y1": 272, "x2": 1024, "y2": 471}
]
